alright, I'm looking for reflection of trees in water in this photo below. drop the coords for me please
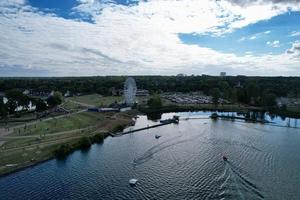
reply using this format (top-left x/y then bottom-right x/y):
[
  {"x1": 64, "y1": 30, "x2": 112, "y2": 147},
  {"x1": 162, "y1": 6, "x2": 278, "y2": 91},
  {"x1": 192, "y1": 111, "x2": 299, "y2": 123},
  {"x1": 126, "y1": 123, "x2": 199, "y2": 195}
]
[
  {"x1": 147, "y1": 112, "x2": 162, "y2": 121},
  {"x1": 243, "y1": 111, "x2": 266, "y2": 121}
]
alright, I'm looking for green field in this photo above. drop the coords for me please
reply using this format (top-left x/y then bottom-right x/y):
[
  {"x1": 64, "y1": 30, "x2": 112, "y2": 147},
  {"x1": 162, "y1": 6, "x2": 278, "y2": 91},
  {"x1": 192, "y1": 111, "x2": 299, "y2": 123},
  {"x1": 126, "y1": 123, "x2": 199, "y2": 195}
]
[
  {"x1": 0, "y1": 107, "x2": 138, "y2": 176},
  {"x1": 12, "y1": 112, "x2": 105, "y2": 136},
  {"x1": 0, "y1": 94, "x2": 142, "y2": 176},
  {"x1": 60, "y1": 100, "x2": 85, "y2": 111},
  {"x1": 68, "y1": 94, "x2": 123, "y2": 107}
]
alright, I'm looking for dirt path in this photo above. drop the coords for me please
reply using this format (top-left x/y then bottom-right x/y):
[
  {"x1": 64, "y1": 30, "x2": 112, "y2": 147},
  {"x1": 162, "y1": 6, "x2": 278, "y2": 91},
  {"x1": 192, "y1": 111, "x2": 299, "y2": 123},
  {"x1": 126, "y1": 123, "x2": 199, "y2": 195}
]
[
  {"x1": 0, "y1": 109, "x2": 87, "y2": 146},
  {"x1": 1, "y1": 128, "x2": 107, "y2": 152}
]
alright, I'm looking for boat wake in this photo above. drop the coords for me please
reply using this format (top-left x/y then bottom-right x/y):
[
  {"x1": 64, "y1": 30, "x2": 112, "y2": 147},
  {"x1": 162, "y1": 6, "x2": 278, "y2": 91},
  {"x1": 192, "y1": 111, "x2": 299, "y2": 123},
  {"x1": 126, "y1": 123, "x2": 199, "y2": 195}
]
[
  {"x1": 218, "y1": 161, "x2": 264, "y2": 199},
  {"x1": 133, "y1": 135, "x2": 194, "y2": 166}
]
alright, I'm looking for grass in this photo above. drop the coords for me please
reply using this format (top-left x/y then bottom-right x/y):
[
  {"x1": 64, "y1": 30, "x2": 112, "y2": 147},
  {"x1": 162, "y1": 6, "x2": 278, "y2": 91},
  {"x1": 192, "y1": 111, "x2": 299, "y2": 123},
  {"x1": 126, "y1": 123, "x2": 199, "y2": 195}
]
[
  {"x1": 12, "y1": 112, "x2": 104, "y2": 136},
  {"x1": 60, "y1": 100, "x2": 84, "y2": 111},
  {"x1": 0, "y1": 93, "x2": 143, "y2": 176},
  {"x1": 68, "y1": 94, "x2": 123, "y2": 107},
  {"x1": 0, "y1": 108, "x2": 138, "y2": 176}
]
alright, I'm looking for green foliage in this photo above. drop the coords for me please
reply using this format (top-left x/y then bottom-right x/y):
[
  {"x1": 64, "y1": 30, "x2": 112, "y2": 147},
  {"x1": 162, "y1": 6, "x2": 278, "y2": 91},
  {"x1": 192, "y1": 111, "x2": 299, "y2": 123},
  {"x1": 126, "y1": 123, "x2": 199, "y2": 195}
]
[
  {"x1": 90, "y1": 133, "x2": 104, "y2": 143},
  {"x1": 147, "y1": 95, "x2": 162, "y2": 108},
  {"x1": 210, "y1": 88, "x2": 220, "y2": 105},
  {"x1": 262, "y1": 92, "x2": 276, "y2": 107},
  {"x1": 245, "y1": 82, "x2": 260, "y2": 104},
  {"x1": 0, "y1": 76, "x2": 299, "y2": 108},
  {"x1": 236, "y1": 88, "x2": 247, "y2": 104},
  {"x1": 0, "y1": 97, "x2": 7, "y2": 117},
  {"x1": 47, "y1": 91, "x2": 62, "y2": 107},
  {"x1": 35, "y1": 99, "x2": 47, "y2": 112},
  {"x1": 54, "y1": 144, "x2": 72, "y2": 158},
  {"x1": 77, "y1": 137, "x2": 91, "y2": 149},
  {"x1": 5, "y1": 89, "x2": 30, "y2": 113},
  {"x1": 112, "y1": 124, "x2": 126, "y2": 133}
]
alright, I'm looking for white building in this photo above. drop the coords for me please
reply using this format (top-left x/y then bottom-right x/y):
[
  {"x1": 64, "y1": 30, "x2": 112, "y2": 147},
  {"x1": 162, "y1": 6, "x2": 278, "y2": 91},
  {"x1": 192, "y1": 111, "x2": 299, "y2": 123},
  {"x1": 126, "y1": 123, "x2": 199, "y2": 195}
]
[{"x1": 220, "y1": 72, "x2": 226, "y2": 77}]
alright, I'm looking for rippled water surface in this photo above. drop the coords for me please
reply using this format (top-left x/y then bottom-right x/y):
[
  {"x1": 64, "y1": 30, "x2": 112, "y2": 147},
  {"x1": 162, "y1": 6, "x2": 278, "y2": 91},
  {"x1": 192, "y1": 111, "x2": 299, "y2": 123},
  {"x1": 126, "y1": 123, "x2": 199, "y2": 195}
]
[{"x1": 0, "y1": 112, "x2": 300, "y2": 200}]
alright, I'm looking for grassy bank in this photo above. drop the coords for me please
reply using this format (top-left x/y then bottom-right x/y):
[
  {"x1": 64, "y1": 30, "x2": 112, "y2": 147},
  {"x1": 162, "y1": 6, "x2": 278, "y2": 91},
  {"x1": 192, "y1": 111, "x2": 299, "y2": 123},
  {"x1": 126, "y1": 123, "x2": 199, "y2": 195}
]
[{"x1": 0, "y1": 110, "x2": 138, "y2": 176}]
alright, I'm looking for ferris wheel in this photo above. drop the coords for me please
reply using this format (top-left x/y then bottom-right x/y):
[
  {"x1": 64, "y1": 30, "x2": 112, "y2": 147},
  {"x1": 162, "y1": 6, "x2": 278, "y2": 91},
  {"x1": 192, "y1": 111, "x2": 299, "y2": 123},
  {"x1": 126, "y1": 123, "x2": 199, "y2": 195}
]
[{"x1": 124, "y1": 77, "x2": 137, "y2": 106}]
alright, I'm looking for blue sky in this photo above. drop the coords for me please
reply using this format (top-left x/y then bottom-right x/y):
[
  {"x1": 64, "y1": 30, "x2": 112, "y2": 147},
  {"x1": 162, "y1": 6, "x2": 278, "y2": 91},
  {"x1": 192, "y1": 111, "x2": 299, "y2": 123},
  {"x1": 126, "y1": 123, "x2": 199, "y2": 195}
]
[
  {"x1": 0, "y1": 0, "x2": 300, "y2": 76},
  {"x1": 179, "y1": 12, "x2": 300, "y2": 56}
]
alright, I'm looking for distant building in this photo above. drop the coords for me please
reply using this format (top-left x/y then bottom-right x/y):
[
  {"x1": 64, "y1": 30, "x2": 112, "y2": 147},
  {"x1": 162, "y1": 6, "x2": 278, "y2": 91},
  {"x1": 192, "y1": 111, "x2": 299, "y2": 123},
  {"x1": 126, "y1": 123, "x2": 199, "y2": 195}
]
[
  {"x1": 176, "y1": 73, "x2": 186, "y2": 77},
  {"x1": 220, "y1": 72, "x2": 226, "y2": 77},
  {"x1": 23, "y1": 90, "x2": 30, "y2": 95},
  {"x1": 136, "y1": 89, "x2": 149, "y2": 96},
  {"x1": 235, "y1": 81, "x2": 243, "y2": 88},
  {"x1": 110, "y1": 87, "x2": 118, "y2": 96},
  {"x1": 28, "y1": 90, "x2": 52, "y2": 97},
  {"x1": 64, "y1": 90, "x2": 71, "y2": 97},
  {"x1": 276, "y1": 97, "x2": 288, "y2": 108},
  {"x1": 120, "y1": 107, "x2": 132, "y2": 112}
]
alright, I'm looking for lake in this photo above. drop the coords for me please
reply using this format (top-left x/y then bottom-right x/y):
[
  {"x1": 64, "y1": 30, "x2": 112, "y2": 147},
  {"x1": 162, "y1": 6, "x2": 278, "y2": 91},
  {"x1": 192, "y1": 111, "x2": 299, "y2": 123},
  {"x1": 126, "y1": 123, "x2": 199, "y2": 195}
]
[{"x1": 0, "y1": 111, "x2": 300, "y2": 200}]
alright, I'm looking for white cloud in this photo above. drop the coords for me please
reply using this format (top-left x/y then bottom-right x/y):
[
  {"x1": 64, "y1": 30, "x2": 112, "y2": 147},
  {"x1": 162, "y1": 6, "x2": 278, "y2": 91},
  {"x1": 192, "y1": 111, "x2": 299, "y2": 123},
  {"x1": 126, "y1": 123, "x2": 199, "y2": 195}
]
[
  {"x1": 225, "y1": 0, "x2": 300, "y2": 7},
  {"x1": 290, "y1": 31, "x2": 300, "y2": 37},
  {"x1": 267, "y1": 40, "x2": 281, "y2": 48},
  {"x1": 240, "y1": 30, "x2": 271, "y2": 42},
  {"x1": 286, "y1": 41, "x2": 300, "y2": 57},
  {"x1": 238, "y1": 37, "x2": 246, "y2": 42},
  {"x1": 0, "y1": 0, "x2": 300, "y2": 76}
]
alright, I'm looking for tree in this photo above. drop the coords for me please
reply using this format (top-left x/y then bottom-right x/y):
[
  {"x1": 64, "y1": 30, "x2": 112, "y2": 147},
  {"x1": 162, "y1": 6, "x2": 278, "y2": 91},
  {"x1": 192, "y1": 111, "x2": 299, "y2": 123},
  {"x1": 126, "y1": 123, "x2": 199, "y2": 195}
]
[
  {"x1": 262, "y1": 92, "x2": 276, "y2": 107},
  {"x1": 218, "y1": 81, "x2": 231, "y2": 100},
  {"x1": 0, "y1": 97, "x2": 7, "y2": 118},
  {"x1": 147, "y1": 95, "x2": 162, "y2": 109},
  {"x1": 211, "y1": 88, "x2": 220, "y2": 105},
  {"x1": 5, "y1": 89, "x2": 29, "y2": 113},
  {"x1": 245, "y1": 82, "x2": 259, "y2": 105},
  {"x1": 35, "y1": 99, "x2": 47, "y2": 112},
  {"x1": 47, "y1": 91, "x2": 62, "y2": 107},
  {"x1": 236, "y1": 88, "x2": 247, "y2": 104},
  {"x1": 230, "y1": 88, "x2": 238, "y2": 104}
]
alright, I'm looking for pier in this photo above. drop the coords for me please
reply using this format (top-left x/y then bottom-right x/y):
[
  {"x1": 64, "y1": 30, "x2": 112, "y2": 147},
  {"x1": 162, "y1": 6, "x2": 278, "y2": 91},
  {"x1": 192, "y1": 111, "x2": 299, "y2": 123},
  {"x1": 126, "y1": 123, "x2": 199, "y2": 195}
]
[{"x1": 109, "y1": 117, "x2": 179, "y2": 137}]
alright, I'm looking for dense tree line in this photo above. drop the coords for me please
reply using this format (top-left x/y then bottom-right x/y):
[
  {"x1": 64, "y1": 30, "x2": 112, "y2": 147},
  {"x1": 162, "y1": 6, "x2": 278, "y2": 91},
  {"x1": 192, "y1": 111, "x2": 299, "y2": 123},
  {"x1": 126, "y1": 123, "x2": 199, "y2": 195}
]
[
  {"x1": 0, "y1": 89, "x2": 62, "y2": 117},
  {"x1": 0, "y1": 76, "x2": 299, "y2": 109}
]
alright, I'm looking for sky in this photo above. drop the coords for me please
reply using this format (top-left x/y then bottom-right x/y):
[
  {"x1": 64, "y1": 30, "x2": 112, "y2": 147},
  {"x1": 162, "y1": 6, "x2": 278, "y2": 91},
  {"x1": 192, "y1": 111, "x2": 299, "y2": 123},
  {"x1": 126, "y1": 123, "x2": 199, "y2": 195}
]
[{"x1": 0, "y1": 0, "x2": 299, "y2": 76}]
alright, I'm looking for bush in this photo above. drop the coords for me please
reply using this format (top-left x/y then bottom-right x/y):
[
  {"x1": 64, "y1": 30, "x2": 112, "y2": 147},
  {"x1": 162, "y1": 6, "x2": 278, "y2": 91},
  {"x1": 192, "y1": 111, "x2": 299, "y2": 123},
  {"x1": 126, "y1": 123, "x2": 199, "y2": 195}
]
[
  {"x1": 91, "y1": 133, "x2": 104, "y2": 143},
  {"x1": 147, "y1": 95, "x2": 162, "y2": 109},
  {"x1": 112, "y1": 124, "x2": 126, "y2": 133},
  {"x1": 77, "y1": 137, "x2": 91, "y2": 149},
  {"x1": 54, "y1": 144, "x2": 72, "y2": 158}
]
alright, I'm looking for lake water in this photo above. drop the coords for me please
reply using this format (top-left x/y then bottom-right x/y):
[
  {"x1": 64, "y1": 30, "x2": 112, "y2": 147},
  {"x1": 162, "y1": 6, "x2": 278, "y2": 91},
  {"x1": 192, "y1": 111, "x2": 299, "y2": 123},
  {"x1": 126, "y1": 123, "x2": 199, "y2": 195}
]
[{"x1": 0, "y1": 111, "x2": 300, "y2": 200}]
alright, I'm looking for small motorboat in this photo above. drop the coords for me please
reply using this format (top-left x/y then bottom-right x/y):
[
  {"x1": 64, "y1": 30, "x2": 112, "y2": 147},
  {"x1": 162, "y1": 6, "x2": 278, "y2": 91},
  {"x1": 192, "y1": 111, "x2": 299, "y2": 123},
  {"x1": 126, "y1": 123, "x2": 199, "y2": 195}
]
[
  {"x1": 155, "y1": 135, "x2": 161, "y2": 139},
  {"x1": 223, "y1": 155, "x2": 228, "y2": 161},
  {"x1": 129, "y1": 179, "x2": 138, "y2": 185}
]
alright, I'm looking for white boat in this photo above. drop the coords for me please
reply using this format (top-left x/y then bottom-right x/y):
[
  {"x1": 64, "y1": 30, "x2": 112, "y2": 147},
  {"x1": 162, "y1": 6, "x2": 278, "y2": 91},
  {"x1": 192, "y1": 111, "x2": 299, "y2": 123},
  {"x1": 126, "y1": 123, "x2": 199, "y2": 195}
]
[{"x1": 129, "y1": 179, "x2": 138, "y2": 185}]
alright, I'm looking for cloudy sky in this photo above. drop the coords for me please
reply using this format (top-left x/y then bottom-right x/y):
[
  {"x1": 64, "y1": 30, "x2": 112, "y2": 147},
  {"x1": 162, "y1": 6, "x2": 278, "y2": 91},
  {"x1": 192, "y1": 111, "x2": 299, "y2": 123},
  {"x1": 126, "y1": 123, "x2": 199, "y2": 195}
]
[{"x1": 0, "y1": 0, "x2": 299, "y2": 76}]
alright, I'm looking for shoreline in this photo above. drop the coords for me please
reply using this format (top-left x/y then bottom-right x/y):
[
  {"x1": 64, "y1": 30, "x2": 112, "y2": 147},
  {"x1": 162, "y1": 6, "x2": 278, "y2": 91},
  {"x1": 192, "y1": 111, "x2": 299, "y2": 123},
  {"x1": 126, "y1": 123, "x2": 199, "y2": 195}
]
[
  {"x1": 1, "y1": 105, "x2": 299, "y2": 177},
  {"x1": 0, "y1": 111, "x2": 138, "y2": 177},
  {"x1": 139, "y1": 104, "x2": 300, "y2": 119}
]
